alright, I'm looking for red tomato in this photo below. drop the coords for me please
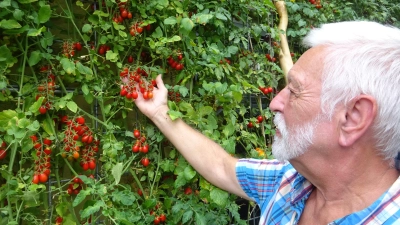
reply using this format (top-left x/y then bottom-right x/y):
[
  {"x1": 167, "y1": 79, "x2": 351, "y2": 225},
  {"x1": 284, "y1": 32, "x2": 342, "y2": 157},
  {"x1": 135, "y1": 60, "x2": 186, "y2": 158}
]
[
  {"x1": 141, "y1": 144, "x2": 149, "y2": 154},
  {"x1": 74, "y1": 42, "x2": 82, "y2": 51},
  {"x1": 88, "y1": 160, "x2": 96, "y2": 170},
  {"x1": 76, "y1": 116, "x2": 85, "y2": 125},
  {"x1": 257, "y1": 115, "x2": 263, "y2": 123},
  {"x1": 132, "y1": 145, "x2": 140, "y2": 153},
  {"x1": 136, "y1": 26, "x2": 143, "y2": 34},
  {"x1": 39, "y1": 106, "x2": 47, "y2": 114},
  {"x1": 141, "y1": 158, "x2": 150, "y2": 167},
  {"x1": 159, "y1": 214, "x2": 166, "y2": 222},
  {"x1": 133, "y1": 129, "x2": 140, "y2": 138},
  {"x1": 43, "y1": 138, "x2": 52, "y2": 146},
  {"x1": 0, "y1": 149, "x2": 6, "y2": 160},
  {"x1": 39, "y1": 173, "x2": 48, "y2": 183},
  {"x1": 32, "y1": 174, "x2": 40, "y2": 184},
  {"x1": 128, "y1": 55, "x2": 134, "y2": 63},
  {"x1": 184, "y1": 187, "x2": 192, "y2": 195}
]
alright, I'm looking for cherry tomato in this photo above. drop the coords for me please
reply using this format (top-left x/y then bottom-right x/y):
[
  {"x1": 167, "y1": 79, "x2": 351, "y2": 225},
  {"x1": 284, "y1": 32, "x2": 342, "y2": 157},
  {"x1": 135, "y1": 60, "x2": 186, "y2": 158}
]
[
  {"x1": 39, "y1": 106, "x2": 47, "y2": 114},
  {"x1": 39, "y1": 173, "x2": 48, "y2": 183},
  {"x1": 257, "y1": 115, "x2": 263, "y2": 123},
  {"x1": 141, "y1": 158, "x2": 150, "y2": 167},
  {"x1": 43, "y1": 138, "x2": 52, "y2": 146},
  {"x1": 133, "y1": 129, "x2": 140, "y2": 138},
  {"x1": 88, "y1": 160, "x2": 96, "y2": 170},
  {"x1": 0, "y1": 149, "x2": 6, "y2": 160},
  {"x1": 74, "y1": 42, "x2": 82, "y2": 51},
  {"x1": 32, "y1": 174, "x2": 40, "y2": 184},
  {"x1": 76, "y1": 116, "x2": 85, "y2": 125},
  {"x1": 159, "y1": 214, "x2": 166, "y2": 222},
  {"x1": 184, "y1": 187, "x2": 192, "y2": 195}
]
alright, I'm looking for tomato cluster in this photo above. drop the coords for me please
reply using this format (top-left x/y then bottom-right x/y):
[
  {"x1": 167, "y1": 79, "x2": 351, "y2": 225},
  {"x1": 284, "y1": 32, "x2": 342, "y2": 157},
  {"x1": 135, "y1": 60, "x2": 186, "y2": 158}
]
[
  {"x1": 62, "y1": 40, "x2": 82, "y2": 58},
  {"x1": 66, "y1": 174, "x2": 94, "y2": 196},
  {"x1": 129, "y1": 22, "x2": 150, "y2": 36},
  {"x1": 167, "y1": 90, "x2": 181, "y2": 102},
  {"x1": 119, "y1": 67, "x2": 155, "y2": 100},
  {"x1": 36, "y1": 72, "x2": 56, "y2": 114},
  {"x1": 219, "y1": 58, "x2": 231, "y2": 65},
  {"x1": 259, "y1": 86, "x2": 274, "y2": 95},
  {"x1": 0, "y1": 141, "x2": 7, "y2": 160},
  {"x1": 246, "y1": 115, "x2": 264, "y2": 129},
  {"x1": 132, "y1": 129, "x2": 151, "y2": 167},
  {"x1": 60, "y1": 116, "x2": 98, "y2": 171},
  {"x1": 167, "y1": 54, "x2": 184, "y2": 71},
  {"x1": 265, "y1": 54, "x2": 276, "y2": 63},
  {"x1": 31, "y1": 135, "x2": 52, "y2": 184},
  {"x1": 153, "y1": 214, "x2": 167, "y2": 224},
  {"x1": 98, "y1": 44, "x2": 111, "y2": 55},
  {"x1": 113, "y1": 0, "x2": 132, "y2": 23},
  {"x1": 132, "y1": 129, "x2": 150, "y2": 154},
  {"x1": 309, "y1": 0, "x2": 322, "y2": 9}
]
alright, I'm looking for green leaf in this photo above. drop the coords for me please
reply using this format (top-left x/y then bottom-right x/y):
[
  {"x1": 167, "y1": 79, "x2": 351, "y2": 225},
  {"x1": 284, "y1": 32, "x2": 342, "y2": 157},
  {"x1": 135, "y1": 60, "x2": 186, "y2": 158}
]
[
  {"x1": 27, "y1": 26, "x2": 46, "y2": 36},
  {"x1": 1, "y1": 115, "x2": 11, "y2": 131},
  {"x1": 13, "y1": 9, "x2": 24, "y2": 21},
  {"x1": 227, "y1": 46, "x2": 239, "y2": 55},
  {"x1": 180, "y1": 18, "x2": 194, "y2": 32},
  {"x1": 182, "y1": 210, "x2": 193, "y2": 224},
  {"x1": 112, "y1": 163, "x2": 123, "y2": 185},
  {"x1": 0, "y1": 0, "x2": 11, "y2": 7},
  {"x1": 195, "y1": 212, "x2": 207, "y2": 225},
  {"x1": 215, "y1": 12, "x2": 227, "y2": 21},
  {"x1": 27, "y1": 120, "x2": 40, "y2": 132},
  {"x1": 82, "y1": 24, "x2": 92, "y2": 33},
  {"x1": 82, "y1": 84, "x2": 89, "y2": 95},
  {"x1": 76, "y1": 62, "x2": 93, "y2": 75},
  {"x1": 81, "y1": 201, "x2": 103, "y2": 219},
  {"x1": 167, "y1": 110, "x2": 182, "y2": 120},
  {"x1": 41, "y1": 118, "x2": 54, "y2": 135},
  {"x1": 112, "y1": 190, "x2": 135, "y2": 206},
  {"x1": 73, "y1": 189, "x2": 90, "y2": 207},
  {"x1": 38, "y1": 5, "x2": 51, "y2": 24},
  {"x1": 28, "y1": 51, "x2": 42, "y2": 66},
  {"x1": 17, "y1": 0, "x2": 38, "y2": 3},
  {"x1": 210, "y1": 188, "x2": 229, "y2": 207},
  {"x1": 105, "y1": 50, "x2": 119, "y2": 62},
  {"x1": 84, "y1": 201, "x2": 104, "y2": 218},
  {"x1": 166, "y1": 35, "x2": 181, "y2": 43},
  {"x1": 60, "y1": 58, "x2": 75, "y2": 74},
  {"x1": 164, "y1": 16, "x2": 177, "y2": 25},
  {"x1": 143, "y1": 198, "x2": 157, "y2": 209},
  {"x1": 0, "y1": 19, "x2": 22, "y2": 29},
  {"x1": 66, "y1": 101, "x2": 78, "y2": 113},
  {"x1": 29, "y1": 97, "x2": 44, "y2": 113},
  {"x1": 183, "y1": 166, "x2": 196, "y2": 181}
]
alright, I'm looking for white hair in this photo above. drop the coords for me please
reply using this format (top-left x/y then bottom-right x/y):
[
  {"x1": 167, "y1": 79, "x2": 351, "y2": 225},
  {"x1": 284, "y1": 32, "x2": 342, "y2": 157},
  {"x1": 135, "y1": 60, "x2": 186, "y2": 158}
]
[{"x1": 302, "y1": 21, "x2": 400, "y2": 159}]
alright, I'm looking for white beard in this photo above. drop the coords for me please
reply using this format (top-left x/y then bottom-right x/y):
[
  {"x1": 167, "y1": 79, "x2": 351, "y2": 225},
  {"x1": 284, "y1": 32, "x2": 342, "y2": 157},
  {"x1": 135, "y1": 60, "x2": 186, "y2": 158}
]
[{"x1": 272, "y1": 113, "x2": 317, "y2": 162}]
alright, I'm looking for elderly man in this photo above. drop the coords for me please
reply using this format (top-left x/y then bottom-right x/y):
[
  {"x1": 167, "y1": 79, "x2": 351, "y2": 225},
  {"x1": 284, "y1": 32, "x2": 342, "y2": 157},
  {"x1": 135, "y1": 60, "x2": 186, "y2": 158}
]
[{"x1": 134, "y1": 21, "x2": 400, "y2": 224}]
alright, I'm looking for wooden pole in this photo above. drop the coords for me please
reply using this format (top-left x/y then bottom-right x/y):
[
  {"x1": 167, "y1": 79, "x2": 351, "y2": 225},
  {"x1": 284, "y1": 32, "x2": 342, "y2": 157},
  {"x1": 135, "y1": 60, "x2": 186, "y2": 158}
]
[{"x1": 274, "y1": 0, "x2": 293, "y2": 84}]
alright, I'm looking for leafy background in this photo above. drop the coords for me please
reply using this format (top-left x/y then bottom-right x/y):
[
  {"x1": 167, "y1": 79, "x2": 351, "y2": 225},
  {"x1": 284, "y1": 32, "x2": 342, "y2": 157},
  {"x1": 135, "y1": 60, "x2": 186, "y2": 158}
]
[{"x1": 0, "y1": 0, "x2": 399, "y2": 224}]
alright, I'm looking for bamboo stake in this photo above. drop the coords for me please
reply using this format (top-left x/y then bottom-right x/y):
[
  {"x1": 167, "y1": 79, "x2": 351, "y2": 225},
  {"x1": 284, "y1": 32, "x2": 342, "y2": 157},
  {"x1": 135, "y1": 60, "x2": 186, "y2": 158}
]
[{"x1": 274, "y1": 0, "x2": 293, "y2": 84}]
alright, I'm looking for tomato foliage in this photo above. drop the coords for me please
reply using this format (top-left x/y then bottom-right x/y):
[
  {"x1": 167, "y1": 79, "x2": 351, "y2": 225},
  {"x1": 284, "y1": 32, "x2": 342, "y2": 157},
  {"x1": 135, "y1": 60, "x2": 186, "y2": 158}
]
[{"x1": 0, "y1": 0, "x2": 398, "y2": 224}]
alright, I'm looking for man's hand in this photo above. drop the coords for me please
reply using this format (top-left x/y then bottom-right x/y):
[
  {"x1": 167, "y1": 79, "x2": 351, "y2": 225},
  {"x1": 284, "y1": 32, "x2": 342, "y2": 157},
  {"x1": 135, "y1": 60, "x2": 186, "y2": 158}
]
[{"x1": 134, "y1": 74, "x2": 169, "y2": 120}]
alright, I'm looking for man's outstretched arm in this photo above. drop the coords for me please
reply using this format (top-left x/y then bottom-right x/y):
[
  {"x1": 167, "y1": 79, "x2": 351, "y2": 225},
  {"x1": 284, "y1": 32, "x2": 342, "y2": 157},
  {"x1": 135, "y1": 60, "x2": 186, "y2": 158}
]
[{"x1": 134, "y1": 74, "x2": 250, "y2": 200}]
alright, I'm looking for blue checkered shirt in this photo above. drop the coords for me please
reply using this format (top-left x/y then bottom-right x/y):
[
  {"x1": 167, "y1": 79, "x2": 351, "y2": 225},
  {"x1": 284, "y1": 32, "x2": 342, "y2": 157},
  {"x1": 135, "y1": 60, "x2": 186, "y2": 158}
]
[{"x1": 236, "y1": 158, "x2": 400, "y2": 224}]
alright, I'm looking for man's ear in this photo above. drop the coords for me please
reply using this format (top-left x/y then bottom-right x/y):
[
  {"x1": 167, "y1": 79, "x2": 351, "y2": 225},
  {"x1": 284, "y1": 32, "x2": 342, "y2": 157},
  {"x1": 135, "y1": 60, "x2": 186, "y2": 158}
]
[{"x1": 338, "y1": 95, "x2": 377, "y2": 147}]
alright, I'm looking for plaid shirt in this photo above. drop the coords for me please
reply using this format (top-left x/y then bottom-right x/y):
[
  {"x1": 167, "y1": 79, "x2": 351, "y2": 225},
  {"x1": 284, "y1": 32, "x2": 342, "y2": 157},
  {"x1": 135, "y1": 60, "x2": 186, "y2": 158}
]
[{"x1": 236, "y1": 158, "x2": 400, "y2": 225}]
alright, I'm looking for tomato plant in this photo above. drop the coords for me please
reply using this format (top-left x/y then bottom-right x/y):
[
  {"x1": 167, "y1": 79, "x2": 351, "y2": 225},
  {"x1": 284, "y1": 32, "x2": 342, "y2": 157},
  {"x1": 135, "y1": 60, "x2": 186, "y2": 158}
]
[{"x1": 0, "y1": 0, "x2": 398, "y2": 224}]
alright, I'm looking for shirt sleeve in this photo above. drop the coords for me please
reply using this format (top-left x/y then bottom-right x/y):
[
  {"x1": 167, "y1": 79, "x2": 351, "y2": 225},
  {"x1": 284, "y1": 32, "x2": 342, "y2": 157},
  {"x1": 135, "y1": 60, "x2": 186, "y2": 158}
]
[{"x1": 235, "y1": 158, "x2": 293, "y2": 204}]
